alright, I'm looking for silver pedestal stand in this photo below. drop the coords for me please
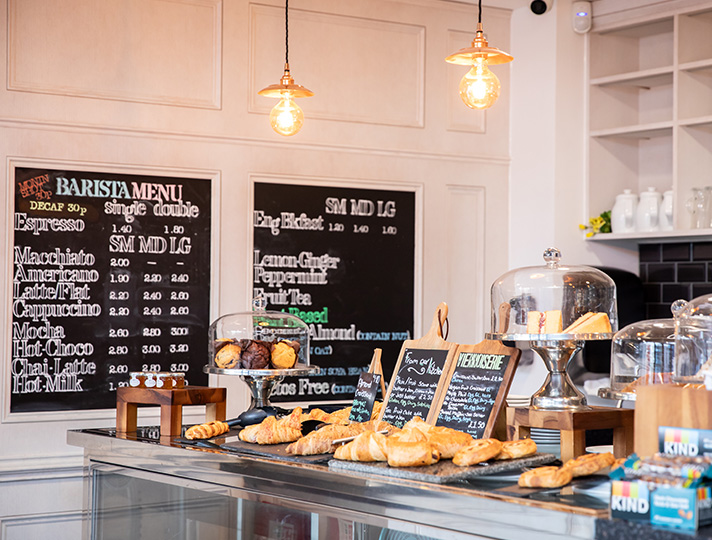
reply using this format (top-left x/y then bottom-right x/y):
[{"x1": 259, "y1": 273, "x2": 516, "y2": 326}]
[
  {"x1": 204, "y1": 364, "x2": 320, "y2": 410},
  {"x1": 486, "y1": 332, "x2": 614, "y2": 410}
]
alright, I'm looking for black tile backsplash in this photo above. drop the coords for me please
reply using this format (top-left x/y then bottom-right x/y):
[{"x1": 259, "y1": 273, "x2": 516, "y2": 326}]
[{"x1": 640, "y1": 241, "x2": 712, "y2": 319}]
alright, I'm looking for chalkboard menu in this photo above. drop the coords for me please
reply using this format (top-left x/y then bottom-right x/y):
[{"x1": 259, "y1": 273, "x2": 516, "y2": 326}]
[
  {"x1": 433, "y1": 340, "x2": 520, "y2": 439},
  {"x1": 253, "y1": 182, "x2": 415, "y2": 403},
  {"x1": 349, "y1": 372, "x2": 381, "y2": 423},
  {"x1": 11, "y1": 167, "x2": 211, "y2": 412},
  {"x1": 380, "y1": 348, "x2": 449, "y2": 428}
]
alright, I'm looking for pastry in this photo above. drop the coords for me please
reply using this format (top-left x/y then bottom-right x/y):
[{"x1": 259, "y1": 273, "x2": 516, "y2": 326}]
[
  {"x1": 326, "y1": 406, "x2": 353, "y2": 425},
  {"x1": 563, "y1": 312, "x2": 612, "y2": 334},
  {"x1": 302, "y1": 408, "x2": 332, "y2": 423},
  {"x1": 334, "y1": 431, "x2": 389, "y2": 462},
  {"x1": 185, "y1": 420, "x2": 229, "y2": 440},
  {"x1": 453, "y1": 438, "x2": 503, "y2": 466},
  {"x1": 427, "y1": 427, "x2": 473, "y2": 459},
  {"x1": 386, "y1": 439, "x2": 440, "y2": 467},
  {"x1": 286, "y1": 423, "x2": 366, "y2": 455},
  {"x1": 562, "y1": 452, "x2": 616, "y2": 477},
  {"x1": 271, "y1": 340, "x2": 299, "y2": 369},
  {"x1": 495, "y1": 438, "x2": 537, "y2": 460},
  {"x1": 526, "y1": 310, "x2": 563, "y2": 334},
  {"x1": 518, "y1": 466, "x2": 573, "y2": 488},
  {"x1": 239, "y1": 407, "x2": 303, "y2": 444},
  {"x1": 240, "y1": 340, "x2": 271, "y2": 369},
  {"x1": 214, "y1": 343, "x2": 242, "y2": 369}
]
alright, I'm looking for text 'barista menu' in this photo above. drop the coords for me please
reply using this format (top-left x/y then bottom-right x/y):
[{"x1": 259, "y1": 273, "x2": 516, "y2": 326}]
[
  {"x1": 253, "y1": 182, "x2": 415, "y2": 403},
  {"x1": 11, "y1": 168, "x2": 211, "y2": 412}
]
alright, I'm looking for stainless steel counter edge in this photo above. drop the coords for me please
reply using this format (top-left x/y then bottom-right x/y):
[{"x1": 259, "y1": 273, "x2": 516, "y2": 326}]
[{"x1": 68, "y1": 429, "x2": 598, "y2": 540}]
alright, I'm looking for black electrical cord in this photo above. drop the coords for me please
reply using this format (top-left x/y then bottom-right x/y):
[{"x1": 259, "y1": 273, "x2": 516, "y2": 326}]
[{"x1": 285, "y1": 0, "x2": 289, "y2": 65}]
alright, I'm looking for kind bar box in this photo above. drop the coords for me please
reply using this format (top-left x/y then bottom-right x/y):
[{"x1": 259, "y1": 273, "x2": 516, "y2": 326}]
[
  {"x1": 659, "y1": 426, "x2": 712, "y2": 457},
  {"x1": 610, "y1": 454, "x2": 712, "y2": 531}
]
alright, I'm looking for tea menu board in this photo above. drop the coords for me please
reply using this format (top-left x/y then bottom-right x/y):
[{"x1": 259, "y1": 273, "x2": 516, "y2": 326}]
[
  {"x1": 380, "y1": 348, "x2": 450, "y2": 428},
  {"x1": 253, "y1": 182, "x2": 415, "y2": 403},
  {"x1": 432, "y1": 341, "x2": 520, "y2": 439},
  {"x1": 11, "y1": 167, "x2": 211, "y2": 412}
]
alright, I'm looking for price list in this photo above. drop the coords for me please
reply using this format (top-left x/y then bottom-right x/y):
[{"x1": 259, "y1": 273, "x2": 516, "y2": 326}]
[
  {"x1": 11, "y1": 168, "x2": 211, "y2": 412},
  {"x1": 253, "y1": 182, "x2": 415, "y2": 403}
]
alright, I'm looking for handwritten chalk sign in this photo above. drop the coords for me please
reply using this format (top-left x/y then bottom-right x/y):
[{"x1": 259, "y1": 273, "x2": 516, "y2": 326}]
[
  {"x1": 349, "y1": 372, "x2": 381, "y2": 423},
  {"x1": 432, "y1": 340, "x2": 520, "y2": 439},
  {"x1": 380, "y1": 348, "x2": 450, "y2": 428}
]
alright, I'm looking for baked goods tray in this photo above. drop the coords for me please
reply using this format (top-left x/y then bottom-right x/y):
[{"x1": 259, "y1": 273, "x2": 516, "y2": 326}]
[
  {"x1": 203, "y1": 364, "x2": 319, "y2": 376},
  {"x1": 329, "y1": 453, "x2": 557, "y2": 485}
]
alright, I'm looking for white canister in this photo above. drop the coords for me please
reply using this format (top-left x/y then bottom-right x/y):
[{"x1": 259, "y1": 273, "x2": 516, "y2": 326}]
[
  {"x1": 636, "y1": 187, "x2": 662, "y2": 232},
  {"x1": 659, "y1": 190, "x2": 674, "y2": 231},
  {"x1": 611, "y1": 189, "x2": 638, "y2": 233}
]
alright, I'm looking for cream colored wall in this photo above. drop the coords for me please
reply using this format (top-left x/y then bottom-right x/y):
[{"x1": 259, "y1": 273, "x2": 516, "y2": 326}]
[{"x1": 0, "y1": 0, "x2": 513, "y2": 536}]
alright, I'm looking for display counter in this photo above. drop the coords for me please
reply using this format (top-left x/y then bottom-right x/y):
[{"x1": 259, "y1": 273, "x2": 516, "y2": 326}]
[{"x1": 67, "y1": 428, "x2": 712, "y2": 540}]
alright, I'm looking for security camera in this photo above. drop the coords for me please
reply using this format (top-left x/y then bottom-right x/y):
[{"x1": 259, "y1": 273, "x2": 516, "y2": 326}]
[{"x1": 530, "y1": 0, "x2": 552, "y2": 14}]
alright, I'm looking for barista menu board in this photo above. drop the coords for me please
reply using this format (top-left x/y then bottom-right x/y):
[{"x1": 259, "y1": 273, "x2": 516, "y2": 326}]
[
  {"x1": 11, "y1": 167, "x2": 211, "y2": 412},
  {"x1": 253, "y1": 182, "x2": 415, "y2": 403}
]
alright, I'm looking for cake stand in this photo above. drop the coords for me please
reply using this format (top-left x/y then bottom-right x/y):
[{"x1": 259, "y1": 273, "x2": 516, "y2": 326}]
[
  {"x1": 204, "y1": 364, "x2": 320, "y2": 410},
  {"x1": 486, "y1": 331, "x2": 614, "y2": 410}
]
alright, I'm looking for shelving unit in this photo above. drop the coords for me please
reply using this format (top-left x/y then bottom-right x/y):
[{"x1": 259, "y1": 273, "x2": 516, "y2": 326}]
[{"x1": 587, "y1": 6, "x2": 712, "y2": 239}]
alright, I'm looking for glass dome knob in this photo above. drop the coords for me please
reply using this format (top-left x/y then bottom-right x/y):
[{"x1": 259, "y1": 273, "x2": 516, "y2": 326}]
[
  {"x1": 671, "y1": 299, "x2": 688, "y2": 319},
  {"x1": 543, "y1": 247, "x2": 562, "y2": 268}
]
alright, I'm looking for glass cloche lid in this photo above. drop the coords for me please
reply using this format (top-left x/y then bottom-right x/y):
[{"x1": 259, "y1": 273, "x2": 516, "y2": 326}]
[
  {"x1": 208, "y1": 297, "x2": 310, "y2": 371},
  {"x1": 489, "y1": 247, "x2": 618, "y2": 338},
  {"x1": 672, "y1": 295, "x2": 712, "y2": 384},
  {"x1": 608, "y1": 318, "x2": 676, "y2": 396}
]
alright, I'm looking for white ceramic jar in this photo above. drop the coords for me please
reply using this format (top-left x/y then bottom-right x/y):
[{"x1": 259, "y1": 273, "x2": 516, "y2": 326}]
[
  {"x1": 660, "y1": 190, "x2": 674, "y2": 231},
  {"x1": 636, "y1": 187, "x2": 662, "y2": 232},
  {"x1": 611, "y1": 189, "x2": 638, "y2": 233}
]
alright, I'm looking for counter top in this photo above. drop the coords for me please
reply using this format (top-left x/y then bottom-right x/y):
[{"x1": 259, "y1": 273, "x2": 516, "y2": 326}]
[{"x1": 67, "y1": 427, "x2": 712, "y2": 540}]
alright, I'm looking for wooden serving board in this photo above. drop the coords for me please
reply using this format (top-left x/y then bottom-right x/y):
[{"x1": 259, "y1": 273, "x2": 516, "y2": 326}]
[{"x1": 328, "y1": 453, "x2": 557, "y2": 484}]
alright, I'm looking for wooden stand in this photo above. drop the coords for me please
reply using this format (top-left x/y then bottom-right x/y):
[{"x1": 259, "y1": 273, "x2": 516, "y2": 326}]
[
  {"x1": 116, "y1": 386, "x2": 227, "y2": 438},
  {"x1": 507, "y1": 406, "x2": 634, "y2": 463},
  {"x1": 635, "y1": 384, "x2": 712, "y2": 457}
]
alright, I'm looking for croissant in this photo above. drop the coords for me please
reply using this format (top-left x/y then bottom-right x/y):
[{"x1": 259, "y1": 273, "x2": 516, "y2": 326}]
[
  {"x1": 334, "y1": 431, "x2": 389, "y2": 462},
  {"x1": 326, "y1": 406, "x2": 352, "y2": 425},
  {"x1": 389, "y1": 427, "x2": 428, "y2": 443},
  {"x1": 427, "y1": 427, "x2": 473, "y2": 459},
  {"x1": 239, "y1": 407, "x2": 303, "y2": 444},
  {"x1": 185, "y1": 420, "x2": 229, "y2": 440},
  {"x1": 401, "y1": 416, "x2": 432, "y2": 437},
  {"x1": 286, "y1": 423, "x2": 367, "y2": 455},
  {"x1": 386, "y1": 439, "x2": 440, "y2": 467},
  {"x1": 301, "y1": 408, "x2": 332, "y2": 423}
]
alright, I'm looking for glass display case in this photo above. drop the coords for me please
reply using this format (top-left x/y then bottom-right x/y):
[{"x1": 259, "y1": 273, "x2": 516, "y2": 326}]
[
  {"x1": 487, "y1": 248, "x2": 618, "y2": 409},
  {"x1": 600, "y1": 318, "x2": 676, "y2": 402}
]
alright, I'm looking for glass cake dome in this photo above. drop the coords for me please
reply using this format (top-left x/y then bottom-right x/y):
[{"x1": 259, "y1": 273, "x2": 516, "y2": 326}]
[
  {"x1": 490, "y1": 247, "x2": 618, "y2": 338},
  {"x1": 672, "y1": 295, "x2": 712, "y2": 384},
  {"x1": 608, "y1": 318, "x2": 676, "y2": 397},
  {"x1": 208, "y1": 297, "x2": 310, "y2": 371}
]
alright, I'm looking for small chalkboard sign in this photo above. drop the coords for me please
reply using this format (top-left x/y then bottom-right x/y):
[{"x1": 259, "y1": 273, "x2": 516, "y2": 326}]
[
  {"x1": 350, "y1": 372, "x2": 381, "y2": 423},
  {"x1": 379, "y1": 303, "x2": 458, "y2": 428},
  {"x1": 432, "y1": 340, "x2": 520, "y2": 439}
]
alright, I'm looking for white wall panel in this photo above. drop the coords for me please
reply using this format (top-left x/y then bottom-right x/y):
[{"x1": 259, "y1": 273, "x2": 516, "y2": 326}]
[
  {"x1": 249, "y1": 3, "x2": 425, "y2": 127},
  {"x1": 8, "y1": 0, "x2": 222, "y2": 108}
]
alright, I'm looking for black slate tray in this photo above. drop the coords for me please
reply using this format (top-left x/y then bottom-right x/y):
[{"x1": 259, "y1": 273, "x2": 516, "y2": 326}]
[
  {"x1": 328, "y1": 453, "x2": 557, "y2": 484},
  {"x1": 220, "y1": 436, "x2": 333, "y2": 464}
]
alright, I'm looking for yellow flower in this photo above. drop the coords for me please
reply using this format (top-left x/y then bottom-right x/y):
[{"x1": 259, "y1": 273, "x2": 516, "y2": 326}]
[
  {"x1": 586, "y1": 231, "x2": 594, "y2": 238},
  {"x1": 578, "y1": 224, "x2": 586, "y2": 230}
]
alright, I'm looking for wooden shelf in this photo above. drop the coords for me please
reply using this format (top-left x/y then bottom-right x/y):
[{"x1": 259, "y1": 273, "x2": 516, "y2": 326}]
[
  {"x1": 590, "y1": 122, "x2": 673, "y2": 139},
  {"x1": 590, "y1": 67, "x2": 673, "y2": 88},
  {"x1": 586, "y1": 229, "x2": 712, "y2": 245}
]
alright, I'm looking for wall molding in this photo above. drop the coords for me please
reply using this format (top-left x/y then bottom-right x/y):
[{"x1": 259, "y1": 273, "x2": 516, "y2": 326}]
[{"x1": 0, "y1": 117, "x2": 511, "y2": 167}]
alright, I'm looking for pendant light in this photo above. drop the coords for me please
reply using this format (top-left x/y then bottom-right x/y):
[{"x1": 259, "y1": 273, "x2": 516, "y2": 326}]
[
  {"x1": 445, "y1": 0, "x2": 513, "y2": 110},
  {"x1": 258, "y1": 0, "x2": 313, "y2": 136}
]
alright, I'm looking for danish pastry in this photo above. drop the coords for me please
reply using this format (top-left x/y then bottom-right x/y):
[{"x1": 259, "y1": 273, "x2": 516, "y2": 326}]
[
  {"x1": 495, "y1": 438, "x2": 537, "y2": 460},
  {"x1": 452, "y1": 438, "x2": 503, "y2": 466},
  {"x1": 239, "y1": 407, "x2": 303, "y2": 444},
  {"x1": 427, "y1": 427, "x2": 473, "y2": 459},
  {"x1": 562, "y1": 452, "x2": 616, "y2": 477},
  {"x1": 185, "y1": 420, "x2": 229, "y2": 440},
  {"x1": 518, "y1": 466, "x2": 573, "y2": 488}
]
